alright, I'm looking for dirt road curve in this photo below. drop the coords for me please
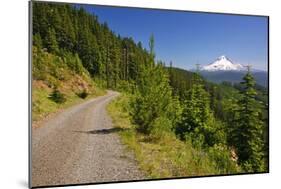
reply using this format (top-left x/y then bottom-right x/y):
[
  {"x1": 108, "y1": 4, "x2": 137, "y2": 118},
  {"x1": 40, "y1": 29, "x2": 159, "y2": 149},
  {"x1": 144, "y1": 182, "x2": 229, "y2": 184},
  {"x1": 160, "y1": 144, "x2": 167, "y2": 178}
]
[{"x1": 32, "y1": 91, "x2": 144, "y2": 187}]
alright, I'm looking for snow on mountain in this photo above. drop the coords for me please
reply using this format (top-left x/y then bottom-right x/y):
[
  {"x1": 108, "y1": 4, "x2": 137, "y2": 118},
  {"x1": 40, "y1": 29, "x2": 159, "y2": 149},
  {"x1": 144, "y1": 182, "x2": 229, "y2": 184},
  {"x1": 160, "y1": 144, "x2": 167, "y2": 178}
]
[{"x1": 202, "y1": 55, "x2": 244, "y2": 71}]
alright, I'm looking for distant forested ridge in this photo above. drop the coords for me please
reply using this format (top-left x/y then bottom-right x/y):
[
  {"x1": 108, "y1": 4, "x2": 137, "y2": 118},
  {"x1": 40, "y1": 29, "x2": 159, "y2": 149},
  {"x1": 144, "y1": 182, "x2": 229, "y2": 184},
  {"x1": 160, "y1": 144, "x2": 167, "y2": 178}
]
[
  {"x1": 200, "y1": 70, "x2": 268, "y2": 87},
  {"x1": 32, "y1": 1, "x2": 268, "y2": 175}
]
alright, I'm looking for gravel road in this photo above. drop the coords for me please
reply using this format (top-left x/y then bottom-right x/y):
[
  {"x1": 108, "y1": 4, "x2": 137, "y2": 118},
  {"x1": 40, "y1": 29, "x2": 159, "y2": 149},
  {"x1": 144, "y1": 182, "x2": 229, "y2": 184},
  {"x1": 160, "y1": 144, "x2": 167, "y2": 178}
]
[{"x1": 32, "y1": 91, "x2": 144, "y2": 187}]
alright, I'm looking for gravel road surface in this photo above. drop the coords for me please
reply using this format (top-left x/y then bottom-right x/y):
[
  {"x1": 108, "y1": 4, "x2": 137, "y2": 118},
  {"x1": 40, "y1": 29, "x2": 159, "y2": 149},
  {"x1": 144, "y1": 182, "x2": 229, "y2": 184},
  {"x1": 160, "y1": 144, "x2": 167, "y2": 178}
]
[{"x1": 32, "y1": 91, "x2": 144, "y2": 187}]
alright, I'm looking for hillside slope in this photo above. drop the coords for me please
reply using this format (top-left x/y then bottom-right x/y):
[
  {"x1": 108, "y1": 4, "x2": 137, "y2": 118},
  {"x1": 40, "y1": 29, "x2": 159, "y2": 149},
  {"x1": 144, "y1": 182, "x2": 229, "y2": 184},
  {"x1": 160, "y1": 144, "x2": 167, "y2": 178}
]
[{"x1": 32, "y1": 47, "x2": 104, "y2": 123}]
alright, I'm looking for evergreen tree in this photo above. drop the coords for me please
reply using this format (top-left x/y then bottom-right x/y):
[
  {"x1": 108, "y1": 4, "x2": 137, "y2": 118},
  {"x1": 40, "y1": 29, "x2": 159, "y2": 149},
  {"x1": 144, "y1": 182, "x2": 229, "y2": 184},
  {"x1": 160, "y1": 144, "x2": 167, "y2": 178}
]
[
  {"x1": 177, "y1": 73, "x2": 224, "y2": 147},
  {"x1": 45, "y1": 28, "x2": 59, "y2": 54},
  {"x1": 131, "y1": 62, "x2": 181, "y2": 136},
  {"x1": 229, "y1": 70, "x2": 265, "y2": 172},
  {"x1": 33, "y1": 33, "x2": 43, "y2": 49},
  {"x1": 148, "y1": 34, "x2": 155, "y2": 62},
  {"x1": 130, "y1": 36, "x2": 181, "y2": 136}
]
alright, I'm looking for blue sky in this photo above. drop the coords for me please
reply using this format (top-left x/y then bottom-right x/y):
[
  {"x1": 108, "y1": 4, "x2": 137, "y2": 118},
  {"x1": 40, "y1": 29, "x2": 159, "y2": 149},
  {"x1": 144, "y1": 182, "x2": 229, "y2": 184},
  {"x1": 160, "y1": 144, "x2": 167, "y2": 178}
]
[{"x1": 75, "y1": 4, "x2": 268, "y2": 71}]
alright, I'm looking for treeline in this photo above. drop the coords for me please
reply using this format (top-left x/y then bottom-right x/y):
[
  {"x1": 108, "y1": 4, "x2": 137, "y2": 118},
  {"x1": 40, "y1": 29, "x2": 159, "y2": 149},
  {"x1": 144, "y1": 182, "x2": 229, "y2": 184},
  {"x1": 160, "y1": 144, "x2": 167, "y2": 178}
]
[
  {"x1": 32, "y1": 2, "x2": 268, "y2": 173},
  {"x1": 169, "y1": 67, "x2": 268, "y2": 172},
  {"x1": 33, "y1": 2, "x2": 152, "y2": 89}
]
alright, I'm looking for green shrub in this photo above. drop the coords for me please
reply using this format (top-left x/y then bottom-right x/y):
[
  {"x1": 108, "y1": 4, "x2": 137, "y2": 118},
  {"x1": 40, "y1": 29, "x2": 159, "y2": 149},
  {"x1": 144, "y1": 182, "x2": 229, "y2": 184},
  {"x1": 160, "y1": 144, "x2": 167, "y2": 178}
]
[
  {"x1": 149, "y1": 117, "x2": 173, "y2": 140},
  {"x1": 108, "y1": 94, "x2": 242, "y2": 178},
  {"x1": 63, "y1": 52, "x2": 86, "y2": 75},
  {"x1": 77, "y1": 90, "x2": 89, "y2": 99},
  {"x1": 49, "y1": 89, "x2": 66, "y2": 104},
  {"x1": 207, "y1": 144, "x2": 240, "y2": 173},
  {"x1": 115, "y1": 80, "x2": 133, "y2": 92},
  {"x1": 44, "y1": 75, "x2": 59, "y2": 88},
  {"x1": 130, "y1": 64, "x2": 181, "y2": 135}
]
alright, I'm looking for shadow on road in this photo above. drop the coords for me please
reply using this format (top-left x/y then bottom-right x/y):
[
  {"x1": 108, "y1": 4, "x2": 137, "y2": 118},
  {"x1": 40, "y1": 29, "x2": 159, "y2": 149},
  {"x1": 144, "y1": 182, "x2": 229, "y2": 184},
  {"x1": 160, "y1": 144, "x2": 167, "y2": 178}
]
[{"x1": 73, "y1": 127, "x2": 130, "y2": 135}]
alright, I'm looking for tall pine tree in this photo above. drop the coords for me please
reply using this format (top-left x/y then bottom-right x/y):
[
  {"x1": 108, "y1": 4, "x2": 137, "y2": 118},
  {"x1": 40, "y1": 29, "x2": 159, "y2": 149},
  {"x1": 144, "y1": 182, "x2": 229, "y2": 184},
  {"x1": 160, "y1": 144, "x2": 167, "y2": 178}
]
[
  {"x1": 130, "y1": 35, "x2": 181, "y2": 136},
  {"x1": 45, "y1": 28, "x2": 59, "y2": 54},
  {"x1": 177, "y1": 71, "x2": 224, "y2": 147},
  {"x1": 229, "y1": 69, "x2": 265, "y2": 172}
]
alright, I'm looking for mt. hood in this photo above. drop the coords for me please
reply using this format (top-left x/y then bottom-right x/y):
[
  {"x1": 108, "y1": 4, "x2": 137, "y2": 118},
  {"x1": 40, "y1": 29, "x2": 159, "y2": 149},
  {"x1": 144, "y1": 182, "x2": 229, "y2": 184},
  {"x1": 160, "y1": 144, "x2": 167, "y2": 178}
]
[{"x1": 202, "y1": 55, "x2": 244, "y2": 71}]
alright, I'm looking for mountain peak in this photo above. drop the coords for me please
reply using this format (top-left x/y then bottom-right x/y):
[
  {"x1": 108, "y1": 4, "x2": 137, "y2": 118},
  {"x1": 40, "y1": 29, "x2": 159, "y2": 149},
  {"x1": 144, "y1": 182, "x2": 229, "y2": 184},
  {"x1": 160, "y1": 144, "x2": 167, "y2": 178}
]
[
  {"x1": 217, "y1": 55, "x2": 228, "y2": 61},
  {"x1": 202, "y1": 55, "x2": 243, "y2": 71}
]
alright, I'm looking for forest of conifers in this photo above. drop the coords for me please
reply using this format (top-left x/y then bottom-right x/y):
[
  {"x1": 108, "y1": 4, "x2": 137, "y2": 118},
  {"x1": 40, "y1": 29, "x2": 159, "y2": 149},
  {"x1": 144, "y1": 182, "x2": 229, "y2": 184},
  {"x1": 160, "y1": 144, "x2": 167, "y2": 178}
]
[{"x1": 32, "y1": 2, "x2": 268, "y2": 175}]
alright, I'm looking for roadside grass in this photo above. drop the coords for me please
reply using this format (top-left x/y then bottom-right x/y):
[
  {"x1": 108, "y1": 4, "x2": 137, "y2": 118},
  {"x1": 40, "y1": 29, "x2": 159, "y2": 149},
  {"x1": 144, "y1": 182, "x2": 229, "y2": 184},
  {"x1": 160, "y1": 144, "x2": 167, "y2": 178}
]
[
  {"x1": 32, "y1": 81, "x2": 105, "y2": 123},
  {"x1": 107, "y1": 94, "x2": 240, "y2": 179}
]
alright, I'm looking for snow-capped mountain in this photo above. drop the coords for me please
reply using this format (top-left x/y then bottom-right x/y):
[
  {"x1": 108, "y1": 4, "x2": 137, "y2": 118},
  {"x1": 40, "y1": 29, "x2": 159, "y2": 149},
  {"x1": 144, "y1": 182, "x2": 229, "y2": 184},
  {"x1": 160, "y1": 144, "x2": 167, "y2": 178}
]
[
  {"x1": 202, "y1": 55, "x2": 244, "y2": 71},
  {"x1": 197, "y1": 55, "x2": 267, "y2": 87}
]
